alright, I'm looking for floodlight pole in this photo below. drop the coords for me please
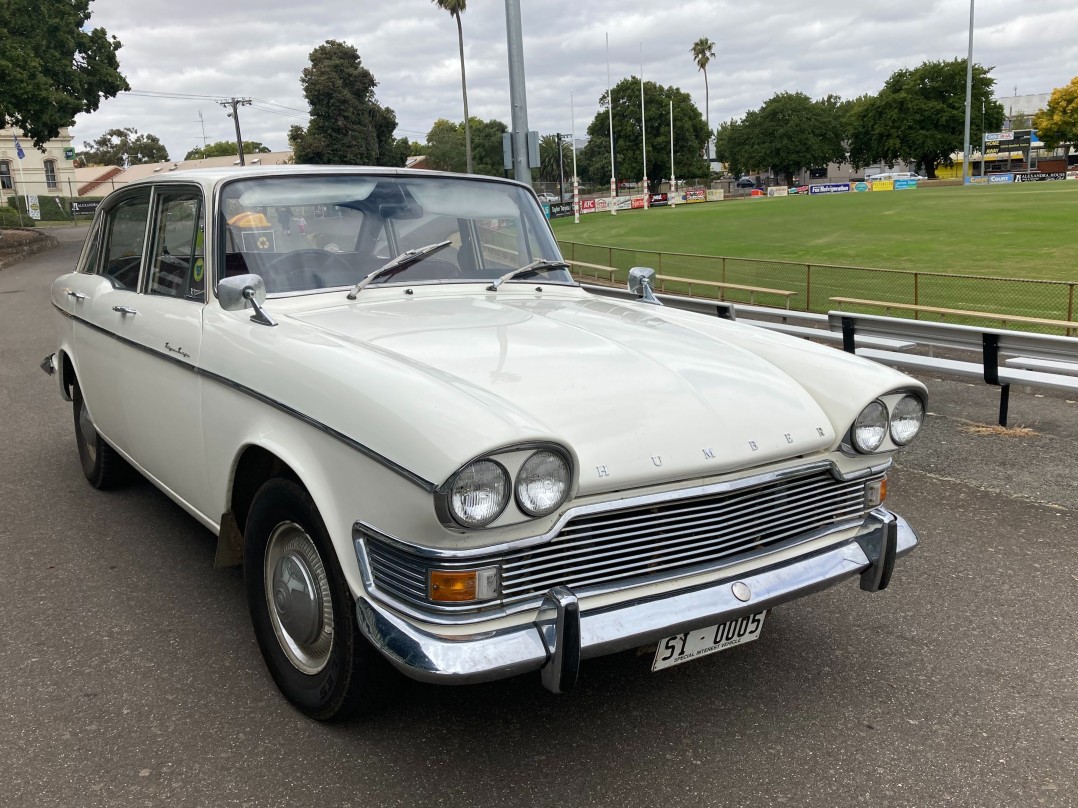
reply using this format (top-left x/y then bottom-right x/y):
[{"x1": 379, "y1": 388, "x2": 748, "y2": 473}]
[
  {"x1": 505, "y1": 0, "x2": 532, "y2": 185},
  {"x1": 962, "y1": 0, "x2": 975, "y2": 185}
]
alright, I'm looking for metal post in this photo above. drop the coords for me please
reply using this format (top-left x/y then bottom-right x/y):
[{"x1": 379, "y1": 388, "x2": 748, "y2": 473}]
[
  {"x1": 640, "y1": 43, "x2": 648, "y2": 208},
  {"x1": 805, "y1": 265, "x2": 812, "y2": 310},
  {"x1": 606, "y1": 33, "x2": 616, "y2": 215},
  {"x1": 1066, "y1": 283, "x2": 1074, "y2": 336},
  {"x1": 557, "y1": 132, "x2": 565, "y2": 203},
  {"x1": 980, "y1": 102, "x2": 986, "y2": 177},
  {"x1": 962, "y1": 0, "x2": 975, "y2": 185},
  {"x1": 505, "y1": 0, "x2": 532, "y2": 184}
]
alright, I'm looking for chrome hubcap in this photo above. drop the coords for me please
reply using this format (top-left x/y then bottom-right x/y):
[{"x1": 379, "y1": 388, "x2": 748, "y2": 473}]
[
  {"x1": 78, "y1": 400, "x2": 97, "y2": 464},
  {"x1": 264, "y1": 522, "x2": 333, "y2": 674}
]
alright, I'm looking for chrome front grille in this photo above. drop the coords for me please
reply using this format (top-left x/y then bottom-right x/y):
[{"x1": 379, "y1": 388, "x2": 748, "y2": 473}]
[{"x1": 363, "y1": 467, "x2": 878, "y2": 611}]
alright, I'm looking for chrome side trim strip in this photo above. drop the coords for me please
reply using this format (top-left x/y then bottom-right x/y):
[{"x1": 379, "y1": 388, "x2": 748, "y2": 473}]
[{"x1": 60, "y1": 305, "x2": 435, "y2": 492}]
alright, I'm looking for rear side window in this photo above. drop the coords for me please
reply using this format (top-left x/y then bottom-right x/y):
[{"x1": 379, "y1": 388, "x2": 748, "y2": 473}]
[{"x1": 101, "y1": 193, "x2": 151, "y2": 291}]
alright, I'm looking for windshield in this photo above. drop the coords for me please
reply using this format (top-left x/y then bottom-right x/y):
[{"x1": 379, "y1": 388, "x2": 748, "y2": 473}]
[{"x1": 216, "y1": 173, "x2": 571, "y2": 295}]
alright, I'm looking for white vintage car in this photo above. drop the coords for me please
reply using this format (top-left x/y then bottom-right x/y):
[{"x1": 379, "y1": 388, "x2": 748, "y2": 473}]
[{"x1": 45, "y1": 166, "x2": 925, "y2": 720}]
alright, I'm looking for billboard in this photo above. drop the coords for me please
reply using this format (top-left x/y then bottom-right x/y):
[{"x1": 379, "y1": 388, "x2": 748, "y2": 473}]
[
  {"x1": 767, "y1": 186, "x2": 789, "y2": 197},
  {"x1": 988, "y1": 173, "x2": 1014, "y2": 184},
  {"x1": 984, "y1": 129, "x2": 1039, "y2": 159},
  {"x1": 870, "y1": 180, "x2": 894, "y2": 191},
  {"x1": 894, "y1": 178, "x2": 918, "y2": 190},
  {"x1": 809, "y1": 183, "x2": 850, "y2": 195},
  {"x1": 706, "y1": 189, "x2": 724, "y2": 201},
  {"x1": 649, "y1": 193, "x2": 669, "y2": 206},
  {"x1": 1013, "y1": 172, "x2": 1067, "y2": 182}
]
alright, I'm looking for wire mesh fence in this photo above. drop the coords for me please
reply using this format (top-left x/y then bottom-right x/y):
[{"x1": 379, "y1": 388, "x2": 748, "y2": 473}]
[{"x1": 557, "y1": 240, "x2": 1078, "y2": 335}]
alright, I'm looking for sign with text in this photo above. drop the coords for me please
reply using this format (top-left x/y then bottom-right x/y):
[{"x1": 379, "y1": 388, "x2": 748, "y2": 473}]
[
  {"x1": 684, "y1": 189, "x2": 706, "y2": 203},
  {"x1": 548, "y1": 202, "x2": 574, "y2": 218},
  {"x1": 706, "y1": 189, "x2": 724, "y2": 201},
  {"x1": 580, "y1": 198, "x2": 596, "y2": 214},
  {"x1": 766, "y1": 186, "x2": 789, "y2": 197},
  {"x1": 27, "y1": 195, "x2": 41, "y2": 220},
  {"x1": 870, "y1": 180, "x2": 894, "y2": 191},
  {"x1": 851, "y1": 181, "x2": 871, "y2": 192},
  {"x1": 648, "y1": 193, "x2": 668, "y2": 206},
  {"x1": 809, "y1": 183, "x2": 850, "y2": 195},
  {"x1": 988, "y1": 173, "x2": 1014, "y2": 184},
  {"x1": 984, "y1": 129, "x2": 1036, "y2": 158},
  {"x1": 631, "y1": 196, "x2": 647, "y2": 209},
  {"x1": 894, "y1": 178, "x2": 919, "y2": 190},
  {"x1": 1013, "y1": 172, "x2": 1066, "y2": 182}
]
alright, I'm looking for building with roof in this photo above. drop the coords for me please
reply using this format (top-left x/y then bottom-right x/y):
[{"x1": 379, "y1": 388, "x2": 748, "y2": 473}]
[
  {"x1": 75, "y1": 151, "x2": 295, "y2": 196},
  {"x1": 1, "y1": 126, "x2": 79, "y2": 203}
]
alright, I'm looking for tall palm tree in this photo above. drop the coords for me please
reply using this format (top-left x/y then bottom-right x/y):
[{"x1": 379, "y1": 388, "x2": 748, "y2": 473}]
[
  {"x1": 691, "y1": 37, "x2": 716, "y2": 162},
  {"x1": 433, "y1": 0, "x2": 473, "y2": 174}
]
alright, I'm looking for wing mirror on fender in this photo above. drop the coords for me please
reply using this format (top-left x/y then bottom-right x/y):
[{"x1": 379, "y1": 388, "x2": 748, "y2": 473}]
[
  {"x1": 218, "y1": 274, "x2": 277, "y2": 327},
  {"x1": 627, "y1": 266, "x2": 662, "y2": 306}
]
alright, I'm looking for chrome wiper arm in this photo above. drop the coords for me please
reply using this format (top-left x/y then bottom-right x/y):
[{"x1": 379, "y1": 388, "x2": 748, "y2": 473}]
[
  {"x1": 486, "y1": 259, "x2": 570, "y2": 291},
  {"x1": 347, "y1": 240, "x2": 452, "y2": 299}
]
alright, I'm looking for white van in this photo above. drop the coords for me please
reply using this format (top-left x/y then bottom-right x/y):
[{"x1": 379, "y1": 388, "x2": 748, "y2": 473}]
[{"x1": 867, "y1": 171, "x2": 923, "y2": 182}]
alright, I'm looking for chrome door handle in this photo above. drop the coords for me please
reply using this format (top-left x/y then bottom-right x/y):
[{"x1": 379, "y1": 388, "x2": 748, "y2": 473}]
[
  {"x1": 112, "y1": 305, "x2": 138, "y2": 316},
  {"x1": 67, "y1": 290, "x2": 87, "y2": 300}
]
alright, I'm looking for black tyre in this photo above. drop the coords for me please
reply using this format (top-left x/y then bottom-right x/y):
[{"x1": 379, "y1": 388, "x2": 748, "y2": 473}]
[
  {"x1": 244, "y1": 478, "x2": 392, "y2": 720},
  {"x1": 72, "y1": 382, "x2": 129, "y2": 489}
]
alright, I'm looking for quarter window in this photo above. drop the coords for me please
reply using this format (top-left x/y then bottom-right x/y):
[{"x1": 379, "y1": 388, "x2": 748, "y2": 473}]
[{"x1": 148, "y1": 192, "x2": 206, "y2": 302}]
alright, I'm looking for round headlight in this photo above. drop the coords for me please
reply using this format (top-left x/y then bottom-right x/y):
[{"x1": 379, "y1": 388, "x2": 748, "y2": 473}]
[
  {"x1": 890, "y1": 394, "x2": 924, "y2": 445},
  {"x1": 449, "y1": 460, "x2": 509, "y2": 528},
  {"x1": 852, "y1": 400, "x2": 888, "y2": 453},
  {"x1": 515, "y1": 450, "x2": 571, "y2": 517}
]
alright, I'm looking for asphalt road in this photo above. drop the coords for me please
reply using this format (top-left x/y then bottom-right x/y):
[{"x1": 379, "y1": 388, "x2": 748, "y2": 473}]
[{"x1": 2, "y1": 228, "x2": 1076, "y2": 808}]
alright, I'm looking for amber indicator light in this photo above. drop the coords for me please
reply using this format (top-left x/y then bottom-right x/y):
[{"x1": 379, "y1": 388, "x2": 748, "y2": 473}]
[{"x1": 430, "y1": 570, "x2": 478, "y2": 602}]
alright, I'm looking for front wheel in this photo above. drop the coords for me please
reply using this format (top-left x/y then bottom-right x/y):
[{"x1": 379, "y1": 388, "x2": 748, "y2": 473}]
[{"x1": 244, "y1": 478, "x2": 391, "y2": 720}]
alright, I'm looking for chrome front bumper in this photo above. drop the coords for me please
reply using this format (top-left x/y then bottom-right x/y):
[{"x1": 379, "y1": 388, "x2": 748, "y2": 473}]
[{"x1": 355, "y1": 509, "x2": 917, "y2": 693}]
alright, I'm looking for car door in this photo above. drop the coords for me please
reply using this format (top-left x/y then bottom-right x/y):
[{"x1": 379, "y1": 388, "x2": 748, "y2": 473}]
[
  {"x1": 70, "y1": 189, "x2": 152, "y2": 449},
  {"x1": 114, "y1": 186, "x2": 209, "y2": 515}
]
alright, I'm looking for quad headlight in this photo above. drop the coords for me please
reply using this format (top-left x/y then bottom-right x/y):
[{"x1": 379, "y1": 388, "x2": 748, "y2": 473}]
[
  {"x1": 850, "y1": 394, "x2": 925, "y2": 453},
  {"x1": 852, "y1": 400, "x2": 889, "y2": 453},
  {"x1": 515, "y1": 450, "x2": 571, "y2": 517},
  {"x1": 445, "y1": 447, "x2": 573, "y2": 528},
  {"x1": 448, "y1": 459, "x2": 510, "y2": 528},
  {"x1": 890, "y1": 394, "x2": 925, "y2": 445}
]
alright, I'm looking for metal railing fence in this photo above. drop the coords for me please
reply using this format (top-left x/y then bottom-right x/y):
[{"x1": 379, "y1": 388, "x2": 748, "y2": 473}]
[{"x1": 557, "y1": 239, "x2": 1078, "y2": 335}]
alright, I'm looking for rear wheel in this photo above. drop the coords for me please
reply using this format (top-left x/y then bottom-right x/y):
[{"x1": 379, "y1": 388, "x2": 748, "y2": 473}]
[
  {"x1": 244, "y1": 478, "x2": 391, "y2": 720},
  {"x1": 72, "y1": 382, "x2": 128, "y2": 489}
]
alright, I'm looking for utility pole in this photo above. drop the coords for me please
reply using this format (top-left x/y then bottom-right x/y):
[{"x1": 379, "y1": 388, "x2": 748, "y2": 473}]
[
  {"x1": 219, "y1": 97, "x2": 253, "y2": 165},
  {"x1": 504, "y1": 0, "x2": 531, "y2": 184},
  {"x1": 962, "y1": 0, "x2": 975, "y2": 185}
]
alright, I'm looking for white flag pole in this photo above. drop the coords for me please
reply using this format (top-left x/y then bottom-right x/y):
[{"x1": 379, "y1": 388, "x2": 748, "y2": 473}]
[
  {"x1": 606, "y1": 32, "x2": 616, "y2": 216},
  {"x1": 640, "y1": 42, "x2": 648, "y2": 210}
]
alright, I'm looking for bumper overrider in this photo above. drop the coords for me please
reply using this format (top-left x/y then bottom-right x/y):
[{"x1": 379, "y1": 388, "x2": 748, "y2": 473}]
[{"x1": 354, "y1": 508, "x2": 916, "y2": 693}]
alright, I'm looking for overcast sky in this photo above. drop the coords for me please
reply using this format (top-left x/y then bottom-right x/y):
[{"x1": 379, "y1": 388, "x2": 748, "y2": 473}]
[{"x1": 72, "y1": 0, "x2": 1078, "y2": 160}]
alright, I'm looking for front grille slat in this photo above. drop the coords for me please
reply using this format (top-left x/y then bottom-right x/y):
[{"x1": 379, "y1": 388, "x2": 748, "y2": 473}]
[{"x1": 363, "y1": 468, "x2": 878, "y2": 608}]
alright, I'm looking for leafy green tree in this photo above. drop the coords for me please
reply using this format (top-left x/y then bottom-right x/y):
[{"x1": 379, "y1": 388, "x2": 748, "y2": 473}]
[
  {"x1": 288, "y1": 40, "x2": 402, "y2": 167},
  {"x1": 1033, "y1": 76, "x2": 1078, "y2": 161},
  {"x1": 579, "y1": 78, "x2": 710, "y2": 191},
  {"x1": 184, "y1": 140, "x2": 271, "y2": 160},
  {"x1": 432, "y1": 0, "x2": 473, "y2": 174},
  {"x1": 538, "y1": 134, "x2": 572, "y2": 185},
  {"x1": 691, "y1": 37, "x2": 716, "y2": 161},
  {"x1": 0, "y1": 0, "x2": 128, "y2": 148},
  {"x1": 424, "y1": 117, "x2": 507, "y2": 176},
  {"x1": 713, "y1": 93, "x2": 846, "y2": 185},
  {"x1": 846, "y1": 59, "x2": 1004, "y2": 178},
  {"x1": 80, "y1": 127, "x2": 169, "y2": 166}
]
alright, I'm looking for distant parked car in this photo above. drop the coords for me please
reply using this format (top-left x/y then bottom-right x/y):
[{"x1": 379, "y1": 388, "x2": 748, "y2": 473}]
[
  {"x1": 537, "y1": 192, "x2": 559, "y2": 203},
  {"x1": 735, "y1": 177, "x2": 757, "y2": 188},
  {"x1": 867, "y1": 172, "x2": 924, "y2": 182}
]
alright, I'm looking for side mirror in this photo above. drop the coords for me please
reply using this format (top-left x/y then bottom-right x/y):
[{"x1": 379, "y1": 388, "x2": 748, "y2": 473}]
[
  {"x1": 218, "y1": 274, "x2": 276, "y2": 327},
  {"x1": 627, "y1": 266, "x2": 662, "y2": 306}
]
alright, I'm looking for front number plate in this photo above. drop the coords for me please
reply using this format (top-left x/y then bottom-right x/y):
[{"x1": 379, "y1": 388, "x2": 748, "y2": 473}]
[{"x1": 651, "y1": 611, "x2": 767, "y2": 672}]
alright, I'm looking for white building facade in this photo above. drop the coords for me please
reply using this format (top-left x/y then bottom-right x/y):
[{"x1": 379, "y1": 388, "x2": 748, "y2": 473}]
[{"x1": 0, "y1": 126, "x2": 80, "y2": 203}]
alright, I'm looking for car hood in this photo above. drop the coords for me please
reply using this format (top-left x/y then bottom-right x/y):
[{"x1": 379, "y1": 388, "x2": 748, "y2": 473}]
[{"x1": 278, "y1": 287, "x2": 851, "y2": 494}]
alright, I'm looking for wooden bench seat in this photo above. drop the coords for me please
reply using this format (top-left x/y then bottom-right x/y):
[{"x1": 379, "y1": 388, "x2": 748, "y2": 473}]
[
  {"x1": 657, "y1": 274, "x2": 796, "y2": 307},
  {"x1": 830, "y1": 297, "x2": 1078, "y2": 334}
]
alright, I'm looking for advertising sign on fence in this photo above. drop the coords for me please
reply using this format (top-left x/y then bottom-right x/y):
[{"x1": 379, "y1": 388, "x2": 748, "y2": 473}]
[
  {"x1": 968, "y1": 176, "x2": 989, "y2": 185},
  {"x1": 1068, "y1": 170, "x2": 1078, "y2": 181},
  {"x1": 789, "y1": 185, "x2": 809, "y2": 195},
  {"x1": 852, "y1": 181, "x2": 870, "y2": 192},
  {"x1": 767, "y1": 186, "x2": 789, "y2": 197},
  {"x1": 631, "y1": 196, "x2": 647, "y2": 209},
  {"x1": 1013, "y1": 172, "x2": 1067, "y2": 182},
  {"x1": 894, "y1": 179, "x2": 919, "y2": 190},
  {"x1": 548, "y1": 202, "x2": 574, "y2": 218},
  {"x1": 684, "y1": 189, "x2": 707, "y2": 203},
  {"x1": 70, "y1": 200, "x2": 100, "y2": 215},
  {"x1": 706, "y1": 189, "x2": 724, "y2": 201},
  {"x1": 988, "y1": 173, "x2": 1014, "y2": 184},
  {"x1": 27, "y1": 195, "x2": 41, "y2": 220},
  {"x1": 809, "y1": 183, "x2": 850, "y2": 195},
  {"x1": 870, "y1": 180, "x2": 895, "y2": 191},
  {"x1": 580, "y1": 198, "x2": 596, "y2": 213},
  {"x1": 649, "y1": 193, "x2": 668, "y2": 206}
]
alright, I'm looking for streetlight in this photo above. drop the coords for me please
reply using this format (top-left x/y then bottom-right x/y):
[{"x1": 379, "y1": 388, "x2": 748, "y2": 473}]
[{"x1": 962, "y1": 0, "x2": 975, "y2": 184}]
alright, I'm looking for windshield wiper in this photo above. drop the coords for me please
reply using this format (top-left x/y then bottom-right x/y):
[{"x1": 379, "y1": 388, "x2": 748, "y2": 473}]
[
  {"x1": 486, "y1": 259, "x2": 570, "y2": 291},
  {"x1": 347, "y1": 240, "x2": 452, "y2": 299}
]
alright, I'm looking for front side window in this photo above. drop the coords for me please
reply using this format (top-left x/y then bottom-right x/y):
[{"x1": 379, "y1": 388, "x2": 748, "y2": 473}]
[
  {"x1": 148, "y1": 191, "x2": 206, "y2": 302},
  {"x1": 217, "y1": 174, "x2": 569, "y2": 295},
  {"x1": 101, "y1": 192, "x2": 151, "y2": 291},
  {"x1": 44, "y1": 159, "x2": 58, "y2": 190}
]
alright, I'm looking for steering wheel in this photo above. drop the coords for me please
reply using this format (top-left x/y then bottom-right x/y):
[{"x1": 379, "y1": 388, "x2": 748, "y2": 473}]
[{"x1": 263, "y1": 249, "x2": 354, "y2": 291}]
